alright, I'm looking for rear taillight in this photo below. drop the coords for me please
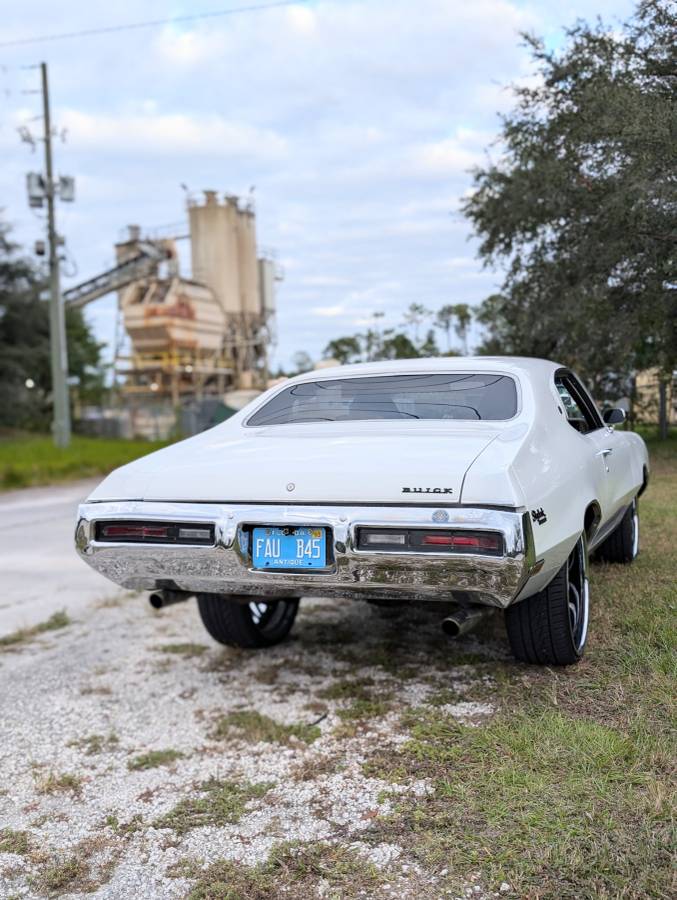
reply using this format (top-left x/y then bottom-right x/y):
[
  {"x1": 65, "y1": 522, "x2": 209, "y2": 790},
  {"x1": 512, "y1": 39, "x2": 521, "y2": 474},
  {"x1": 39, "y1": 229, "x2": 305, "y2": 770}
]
[
  {"x1": 96, "y1": 521, "x2": 214, "y2": 545},
  {"x1": 421, "y1": 533, "x2": 501, "y2": 552},
  {"x1": 357, "y1": 528, "x2": 503, "y2": 556},
  {"x1": 101, "y1": 524, "x2": 170, "y2": 540}
]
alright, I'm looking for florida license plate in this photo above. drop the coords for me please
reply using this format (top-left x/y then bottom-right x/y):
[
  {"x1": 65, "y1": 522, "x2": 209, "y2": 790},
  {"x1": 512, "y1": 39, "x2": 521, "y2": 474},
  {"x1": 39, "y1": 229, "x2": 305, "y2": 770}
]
[{"x1": 251, "y1": 527, "x2": 327, "y2": 569}]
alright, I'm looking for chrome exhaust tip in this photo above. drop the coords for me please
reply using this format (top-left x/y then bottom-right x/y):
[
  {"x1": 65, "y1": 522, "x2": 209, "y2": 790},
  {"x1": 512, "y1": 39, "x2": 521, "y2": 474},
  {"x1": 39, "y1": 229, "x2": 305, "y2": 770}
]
[
  {"x1": 442, "y1": 606, "x2": 489, "y2": 638},
  {"x1": 148, "y1": 589, "x2": 191, "y2": 610}
]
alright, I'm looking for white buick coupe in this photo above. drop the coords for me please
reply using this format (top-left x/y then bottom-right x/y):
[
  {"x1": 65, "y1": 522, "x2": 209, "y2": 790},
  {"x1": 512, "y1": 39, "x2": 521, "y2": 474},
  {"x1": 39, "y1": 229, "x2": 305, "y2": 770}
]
[{"x1": 76, "y1": 358, "x2": 648, "y2": 666}]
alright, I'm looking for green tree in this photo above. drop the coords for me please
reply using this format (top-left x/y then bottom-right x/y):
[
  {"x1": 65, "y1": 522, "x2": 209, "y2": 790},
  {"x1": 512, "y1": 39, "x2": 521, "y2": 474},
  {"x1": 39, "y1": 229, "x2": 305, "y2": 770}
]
[
  {"x1": 379, "y1": 331, "x2": 419, "y2": 360},
  {"x1": 419, "y1": 328, "x2": 440, "y2": 358},
  {"x1": 323, "y1": 336, "x2": 362, "y2": 365},
  {"x1": 463, "y1": 0, "x2": 676, "y2": 427},
  {"x1": 0, "y1": 220, "x2": 105, "y2": 429},
  {"x1": 435, "y1": 304, "x2": 473, "y2": 354}
]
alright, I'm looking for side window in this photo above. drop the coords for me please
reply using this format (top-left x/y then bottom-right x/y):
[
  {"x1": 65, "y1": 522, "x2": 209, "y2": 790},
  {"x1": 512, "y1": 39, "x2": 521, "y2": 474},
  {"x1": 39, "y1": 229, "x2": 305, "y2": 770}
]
[{"x1": 555, "y1": 375, "x2": 601, "y2": 434}]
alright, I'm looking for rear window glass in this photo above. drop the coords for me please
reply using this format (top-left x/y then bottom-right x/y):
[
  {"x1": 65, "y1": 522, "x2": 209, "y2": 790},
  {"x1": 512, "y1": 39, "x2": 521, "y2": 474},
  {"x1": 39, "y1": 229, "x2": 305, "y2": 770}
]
[{"x1": 247, "y1": 373, "x2": 518, "y2": 425}]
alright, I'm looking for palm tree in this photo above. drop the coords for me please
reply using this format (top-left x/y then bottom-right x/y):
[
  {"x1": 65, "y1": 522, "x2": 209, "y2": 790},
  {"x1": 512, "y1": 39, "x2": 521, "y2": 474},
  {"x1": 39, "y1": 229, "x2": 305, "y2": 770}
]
[
  {"x1": 434, "y1": 305, "x2": 455, "y2": 352},
  {"x1": 452, "y1": 303, "x2": 472, "y2": 355},
  {"x1": 402, "y1": 303, "x2": 431, "y2": 345}
]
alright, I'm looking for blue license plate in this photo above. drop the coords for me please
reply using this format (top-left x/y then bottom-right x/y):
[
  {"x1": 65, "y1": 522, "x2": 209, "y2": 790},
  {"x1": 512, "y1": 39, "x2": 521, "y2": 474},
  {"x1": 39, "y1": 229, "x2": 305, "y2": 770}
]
[{"x1": 251, "y1": 527, "x2": 328, "y2": 569}]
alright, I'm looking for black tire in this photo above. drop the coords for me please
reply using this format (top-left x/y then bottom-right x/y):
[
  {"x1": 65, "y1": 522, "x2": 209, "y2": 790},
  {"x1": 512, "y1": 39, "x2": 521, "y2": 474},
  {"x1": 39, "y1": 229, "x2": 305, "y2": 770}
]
[
  {"x1": 595, "y1": 498, "x2": 639, "y2": 564},
  {"x1": 196, "y1": 594, "x2": 299, "y2": 648},
  {"x1": 505, "y1": 536, "x2": 589, "y2": 666}
]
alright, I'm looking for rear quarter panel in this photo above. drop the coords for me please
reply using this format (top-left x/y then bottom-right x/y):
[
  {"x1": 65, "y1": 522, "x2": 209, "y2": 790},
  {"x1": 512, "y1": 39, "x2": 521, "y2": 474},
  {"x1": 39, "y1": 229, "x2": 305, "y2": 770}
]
[{"x1": 461, "y1": 368, "x2": 603, "y2": 599}]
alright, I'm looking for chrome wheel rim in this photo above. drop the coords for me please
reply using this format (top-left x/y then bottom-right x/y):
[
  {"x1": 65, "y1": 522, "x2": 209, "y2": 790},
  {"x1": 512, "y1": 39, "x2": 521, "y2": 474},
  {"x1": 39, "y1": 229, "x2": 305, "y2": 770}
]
[
  {"x1": 248, "y1": 599, "x2": 287, "y2": 634},
  {"x1": 567, "y1": 540, "x2": 589, "y2": 653},
  {"x1": 631, "y1": 502, "x2": 639, "y2": 558}
]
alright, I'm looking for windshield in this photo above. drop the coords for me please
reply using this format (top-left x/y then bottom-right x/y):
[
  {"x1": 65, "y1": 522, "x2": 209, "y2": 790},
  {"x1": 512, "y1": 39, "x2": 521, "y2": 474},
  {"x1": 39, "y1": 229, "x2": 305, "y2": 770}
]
[{"x1": 247, "y1": 373, "x2": 518, "y2": 425}]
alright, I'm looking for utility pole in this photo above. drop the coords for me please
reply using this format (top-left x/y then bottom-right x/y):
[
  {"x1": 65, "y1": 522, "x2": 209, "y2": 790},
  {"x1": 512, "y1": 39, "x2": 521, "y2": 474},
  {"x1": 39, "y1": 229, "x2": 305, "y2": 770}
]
[{"x1": 41, "y1": 61, "x2": 71, "y2": 447}]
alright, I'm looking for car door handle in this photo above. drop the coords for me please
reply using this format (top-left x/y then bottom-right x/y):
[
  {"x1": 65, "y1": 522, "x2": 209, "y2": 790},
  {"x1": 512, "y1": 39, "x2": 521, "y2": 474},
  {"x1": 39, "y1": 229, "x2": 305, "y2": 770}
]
[{"x1": 596, "y1": 449, "x2": 613, "y2": 457}]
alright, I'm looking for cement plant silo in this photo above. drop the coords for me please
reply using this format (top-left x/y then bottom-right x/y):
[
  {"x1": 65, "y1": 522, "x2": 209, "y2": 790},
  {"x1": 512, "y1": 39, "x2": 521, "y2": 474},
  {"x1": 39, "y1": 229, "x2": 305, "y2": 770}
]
[
  {"x1": 235, "y1": 205, "x2": 260, "y2": 317},
  {"x1": 188, "y1": 191, "x2": 260, "y2": 318},
  {"x1": 188, "y1": 191, "x2": 270, "y2": 388}
]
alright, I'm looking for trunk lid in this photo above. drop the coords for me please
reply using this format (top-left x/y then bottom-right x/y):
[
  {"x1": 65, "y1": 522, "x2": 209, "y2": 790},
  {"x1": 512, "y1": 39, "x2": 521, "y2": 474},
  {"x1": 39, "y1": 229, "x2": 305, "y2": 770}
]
[{"x1": 135, "y1": 422, "x2": 500, "y2": 505}]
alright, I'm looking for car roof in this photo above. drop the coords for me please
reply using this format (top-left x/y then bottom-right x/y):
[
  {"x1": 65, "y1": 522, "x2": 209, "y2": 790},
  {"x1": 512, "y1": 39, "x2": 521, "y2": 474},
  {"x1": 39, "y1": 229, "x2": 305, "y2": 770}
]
[{"x1": 287, "y1": 356, "x2": 563, "y2": 384}]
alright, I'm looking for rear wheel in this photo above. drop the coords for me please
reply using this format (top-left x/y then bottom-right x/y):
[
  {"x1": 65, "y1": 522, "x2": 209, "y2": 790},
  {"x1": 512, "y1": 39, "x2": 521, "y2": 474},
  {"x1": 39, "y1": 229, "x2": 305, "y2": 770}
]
[
  {"x1": 595, "y1": 498, "x2": 639, "y2": 564},
  {"x1": 505, "y1": 536, "x2": 589, "y2": 666},
  {"x1": 196, "y1": 594, "x2": 299, "y2": 648}
]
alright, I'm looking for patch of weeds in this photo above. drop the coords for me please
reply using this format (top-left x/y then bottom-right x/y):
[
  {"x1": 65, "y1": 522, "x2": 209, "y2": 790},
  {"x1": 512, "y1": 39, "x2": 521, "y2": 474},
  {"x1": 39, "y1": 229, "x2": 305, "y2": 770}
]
[
  {"x1": 30, "y1": 812, "x2": 68, "y2": 829},
  {"x1": 157, "y1": 642, "x2": 208, "y2": 657},
  {"x1": 0, "y1": 828, "x2": 31, "y2": 855},
  {"x1": 318, "y1": 677, "x2": 375, "y2": 701},
  {"x1": 37, "y1": 772, "x2": 83, "y2": 797},
  {"x1": 128, "y1": 748, "x2": 184, "y2": 770},
  {"x1": 170, "y1": 841, "x2": 383, "y2": 899},
  {"x1": 79, "y1": 684, "x2": 112, "y2": 696},
  {"x1": 96, "y1": 590, "x2": 139, "y2": 609},
  {"x1": 296, "y1": 622, "x2": 356, "y2": 648},
  {"x1": 104, "y1": 813, "x2": 143, "y2": 835},
  {"x1": 211, "y1": 710, "x2": 321, "y2": 745},
  {"x1": 319, "y1": 677, "x2": 392, "y2": 721},
  {"x1": 30, "y1": 835, "x2": 116, "y2": 896},
  {"x1": 290, "y1": 753, "x2": 342, "y2": 782},
  {"x1": 154, "y1": 778, "x2": 272, "y2": 835},
  {"x1": 361, "y1": 643, "x2": 423, "y2": 679},
  {"x1": 200, "y1": 647, "x2": 243, "y2": 673},
  {"x1": 252, "y1": 664, "x2": 281, "y2": 684},
  {"x1": 31, "y1": 857, "x2": 89, "y2": 894},
  {"x1": 425, "y1": 686, "x2": 465, "y2": 707},
  {"x1": 0, "y1": 610, "x2": 71, "y2": 650},
  {"x1": 337, "y1": 697, "x2": 392, "y2": 721},
  {"x1": 67, "y1": 733, "x2": 118, "y2": 755}
]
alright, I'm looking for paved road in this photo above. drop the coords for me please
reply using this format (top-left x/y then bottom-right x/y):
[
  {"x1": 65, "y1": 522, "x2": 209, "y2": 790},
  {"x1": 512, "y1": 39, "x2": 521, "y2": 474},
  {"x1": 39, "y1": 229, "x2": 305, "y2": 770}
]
[{"x1": 0, "y1": 479, "x2": 122, "y2": 636}]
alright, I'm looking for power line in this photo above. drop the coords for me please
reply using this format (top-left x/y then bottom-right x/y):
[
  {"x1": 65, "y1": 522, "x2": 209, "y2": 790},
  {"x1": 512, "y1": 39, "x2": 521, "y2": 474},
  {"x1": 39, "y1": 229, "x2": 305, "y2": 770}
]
[{"x1": 0, "y1": 1, "x2": 303, "y2": 49}]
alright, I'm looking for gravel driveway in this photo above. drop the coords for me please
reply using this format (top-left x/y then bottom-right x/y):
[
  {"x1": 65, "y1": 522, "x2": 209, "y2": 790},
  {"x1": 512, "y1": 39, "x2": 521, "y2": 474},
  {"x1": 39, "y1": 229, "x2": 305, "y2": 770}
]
[{"x1": 0, "y1": 586, "x2": 509, "y2": 899}]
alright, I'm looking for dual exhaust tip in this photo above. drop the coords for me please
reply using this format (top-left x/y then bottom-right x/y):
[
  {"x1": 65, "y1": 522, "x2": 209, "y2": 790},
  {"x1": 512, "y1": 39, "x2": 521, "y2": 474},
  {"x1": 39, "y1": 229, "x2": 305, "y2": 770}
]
[
  {"x1": 148, "y1": 590, "x2": 488, "y2": 639},
  {"x1": 148, "y1": 589, "x2": 192, "y2": 610},
  {"x1": 441, "y1": 605, "x2": 489, "y2": 638}
]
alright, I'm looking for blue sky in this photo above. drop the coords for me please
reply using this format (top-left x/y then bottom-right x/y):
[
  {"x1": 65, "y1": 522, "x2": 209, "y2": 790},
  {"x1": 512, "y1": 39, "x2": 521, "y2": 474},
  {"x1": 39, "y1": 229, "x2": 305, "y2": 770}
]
[{"x1": 1, "y1": 0, "x2": 635, "y2": 369}]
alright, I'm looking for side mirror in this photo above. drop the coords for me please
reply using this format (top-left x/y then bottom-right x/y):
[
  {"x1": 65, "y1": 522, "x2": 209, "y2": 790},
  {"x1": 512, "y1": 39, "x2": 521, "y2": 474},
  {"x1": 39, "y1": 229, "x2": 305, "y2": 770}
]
[{"x1": 603, "y1": 407, "x2": 626, "y2": 425}]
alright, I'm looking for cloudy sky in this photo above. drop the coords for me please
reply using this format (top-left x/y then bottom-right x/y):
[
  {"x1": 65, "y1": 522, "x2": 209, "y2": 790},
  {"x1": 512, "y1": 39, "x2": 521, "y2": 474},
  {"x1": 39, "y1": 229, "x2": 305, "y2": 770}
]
[{"x1": 1, "y1": 0, "x2": 634, "y2": 368}]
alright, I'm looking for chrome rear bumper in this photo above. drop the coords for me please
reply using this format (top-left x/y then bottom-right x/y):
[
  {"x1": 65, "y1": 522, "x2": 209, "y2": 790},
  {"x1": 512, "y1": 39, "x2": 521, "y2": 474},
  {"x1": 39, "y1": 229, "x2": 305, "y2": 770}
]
[{"x1": 75, "y1": 501, "x2": 535, "y2": 609}]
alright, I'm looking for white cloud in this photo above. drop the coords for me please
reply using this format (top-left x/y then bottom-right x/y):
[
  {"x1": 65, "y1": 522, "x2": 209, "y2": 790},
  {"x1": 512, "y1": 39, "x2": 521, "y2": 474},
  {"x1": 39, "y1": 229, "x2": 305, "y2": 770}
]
[
  {"x1": 58, "y1": 110, "x2": 288, "y2": 160},
  {"x1": 311, "y1": 304, "x2": 346, "y2": 317}
]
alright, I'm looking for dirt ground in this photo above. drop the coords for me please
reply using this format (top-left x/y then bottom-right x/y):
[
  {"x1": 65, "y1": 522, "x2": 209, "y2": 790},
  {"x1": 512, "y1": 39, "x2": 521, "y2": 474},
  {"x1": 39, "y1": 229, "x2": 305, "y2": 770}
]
[{"x1": 0, "y1": 592, "x2": 506, "y2": 899}]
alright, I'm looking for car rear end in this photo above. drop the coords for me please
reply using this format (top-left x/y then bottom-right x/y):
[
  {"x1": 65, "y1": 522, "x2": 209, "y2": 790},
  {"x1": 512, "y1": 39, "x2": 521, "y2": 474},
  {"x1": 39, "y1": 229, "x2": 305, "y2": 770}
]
[
  {"x1": 76, "y1": 364, "x2": 536, "y2": 610},
  {"x1": 76, "y1": 499, "x2": 534, "y2": 608}
]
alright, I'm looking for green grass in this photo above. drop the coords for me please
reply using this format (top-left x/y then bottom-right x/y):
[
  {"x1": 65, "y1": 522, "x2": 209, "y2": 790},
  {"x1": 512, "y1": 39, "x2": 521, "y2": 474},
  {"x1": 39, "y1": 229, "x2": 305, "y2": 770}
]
[
  {"x1": 127, "y1": 749, "x2": 184, "y2": 771},
  {"x1": 361, "y1": 438, "x2": 677, "y2": 899},
  {"x1": 0, "y1": 433, "x2": 166, "y2": 490},
  {"x1": 154, "y1": 778, "x2": 272, "y2": 835},
  {"x1": 0, "y1": 828, "x2": 31, "y2": 855},
  {"x1": 210, "y1": 710, "x2": 321, "y2": 746},
  {"x1": 37, "y1": 772, "x2": 83, "y2": 797},
  {"x1": 0, "y1": 611, "x2": 71, "y2": 650}
]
